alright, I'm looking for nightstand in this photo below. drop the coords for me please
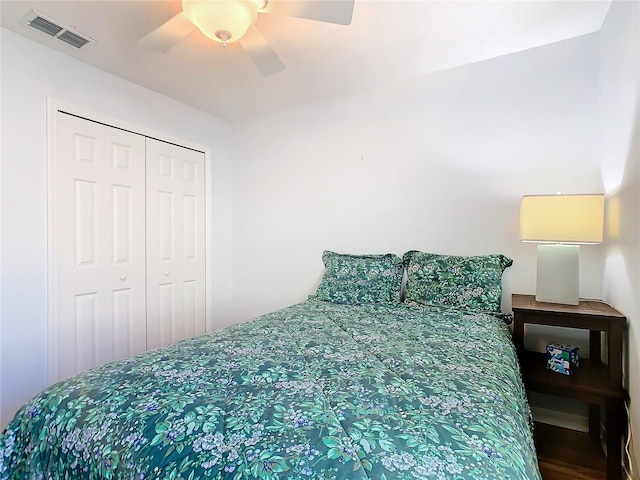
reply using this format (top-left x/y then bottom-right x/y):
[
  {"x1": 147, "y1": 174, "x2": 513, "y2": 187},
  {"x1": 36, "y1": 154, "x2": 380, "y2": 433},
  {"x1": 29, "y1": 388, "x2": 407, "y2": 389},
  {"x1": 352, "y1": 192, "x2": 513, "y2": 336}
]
[{"x1": 511, "y1": 294, "x2": 627, "y2": 480}]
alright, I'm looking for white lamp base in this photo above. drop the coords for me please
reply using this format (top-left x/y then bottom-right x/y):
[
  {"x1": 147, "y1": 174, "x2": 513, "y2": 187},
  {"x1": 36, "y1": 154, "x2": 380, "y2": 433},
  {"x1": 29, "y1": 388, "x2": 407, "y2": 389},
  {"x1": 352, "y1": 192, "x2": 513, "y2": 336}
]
[{"x1": 536, "y1": 244, "x2": 580, "y2": 305}]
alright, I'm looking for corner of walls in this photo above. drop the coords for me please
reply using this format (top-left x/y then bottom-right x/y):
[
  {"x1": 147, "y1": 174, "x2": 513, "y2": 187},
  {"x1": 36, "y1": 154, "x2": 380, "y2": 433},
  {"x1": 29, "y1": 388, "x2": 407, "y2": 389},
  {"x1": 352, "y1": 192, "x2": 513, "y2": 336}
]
[
  {"x1": 209, "y1": 136, "x2": 235, "y2": 329},
  {"x1": 598, "y1": 0, "x2": 640, "y2": 475}
]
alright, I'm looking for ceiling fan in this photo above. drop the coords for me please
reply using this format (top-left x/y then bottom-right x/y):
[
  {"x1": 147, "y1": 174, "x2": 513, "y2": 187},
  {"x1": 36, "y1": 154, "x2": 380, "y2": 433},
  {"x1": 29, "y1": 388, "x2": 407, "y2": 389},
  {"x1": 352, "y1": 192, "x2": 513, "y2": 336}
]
[{"x1": 139, "y1": 0, "x2": 355, "y2": 76}]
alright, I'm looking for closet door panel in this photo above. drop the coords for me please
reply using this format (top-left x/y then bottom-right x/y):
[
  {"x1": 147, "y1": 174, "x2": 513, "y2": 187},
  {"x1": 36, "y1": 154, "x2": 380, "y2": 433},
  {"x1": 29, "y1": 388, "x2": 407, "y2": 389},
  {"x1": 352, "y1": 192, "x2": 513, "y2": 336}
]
[
  {"x1": 146, "y1": 139, "x2": 206, "y2": 350},
  {"x1": 52, "y1": 113, "x2": 147, "y2": 382}
]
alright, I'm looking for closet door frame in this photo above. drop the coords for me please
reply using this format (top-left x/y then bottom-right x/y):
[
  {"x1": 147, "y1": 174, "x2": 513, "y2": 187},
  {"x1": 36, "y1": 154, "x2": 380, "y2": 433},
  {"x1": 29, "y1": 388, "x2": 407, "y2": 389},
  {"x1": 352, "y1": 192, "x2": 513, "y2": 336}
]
[{"x1": 46, "y1": 98, "x2": 214, "y2": 384}]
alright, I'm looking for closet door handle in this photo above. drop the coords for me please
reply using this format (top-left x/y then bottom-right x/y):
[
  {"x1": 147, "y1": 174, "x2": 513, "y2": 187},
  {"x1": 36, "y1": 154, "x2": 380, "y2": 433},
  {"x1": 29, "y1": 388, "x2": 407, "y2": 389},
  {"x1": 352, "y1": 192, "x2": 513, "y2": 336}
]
[
  {"x1": 120, "y1": 276, "x2": 127, "y2": 281},
  {"x1": 164, "y1": 272, "x2": 170, "y2": 276}
]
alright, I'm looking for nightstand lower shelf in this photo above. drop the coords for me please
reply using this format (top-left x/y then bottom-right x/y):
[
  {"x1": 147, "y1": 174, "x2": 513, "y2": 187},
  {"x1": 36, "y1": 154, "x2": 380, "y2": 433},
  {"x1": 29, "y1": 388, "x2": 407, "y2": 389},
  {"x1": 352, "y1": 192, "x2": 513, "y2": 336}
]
[{"x1": 533, "y1": 422, "x2": 606, "y2": 473}]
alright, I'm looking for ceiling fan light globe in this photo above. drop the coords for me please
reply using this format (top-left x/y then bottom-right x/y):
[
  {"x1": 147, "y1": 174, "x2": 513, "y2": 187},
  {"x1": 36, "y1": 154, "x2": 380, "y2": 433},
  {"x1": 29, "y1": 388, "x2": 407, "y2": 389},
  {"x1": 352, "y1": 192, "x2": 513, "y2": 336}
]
[{"x1": 182, "y1": 0, "x2": 258, "y2": 44}]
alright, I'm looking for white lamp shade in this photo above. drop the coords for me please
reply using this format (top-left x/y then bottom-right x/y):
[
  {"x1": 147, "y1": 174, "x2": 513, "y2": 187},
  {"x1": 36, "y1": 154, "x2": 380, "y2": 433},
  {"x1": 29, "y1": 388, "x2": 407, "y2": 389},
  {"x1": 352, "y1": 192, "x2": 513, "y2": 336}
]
[
  {"x1": 520, "y1": 194, "x2": 604, "y2": 243},
  {"x1": 182, "y1": 0, "x2": 258, "y2": 44}
]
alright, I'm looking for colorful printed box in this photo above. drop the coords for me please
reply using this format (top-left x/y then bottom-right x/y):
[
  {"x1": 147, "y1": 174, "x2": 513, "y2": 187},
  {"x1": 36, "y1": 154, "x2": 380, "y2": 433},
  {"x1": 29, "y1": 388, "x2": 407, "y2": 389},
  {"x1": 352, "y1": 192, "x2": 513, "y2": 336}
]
[{"x1": 546, "y1": 342, "x2": 579, "y2": 375}]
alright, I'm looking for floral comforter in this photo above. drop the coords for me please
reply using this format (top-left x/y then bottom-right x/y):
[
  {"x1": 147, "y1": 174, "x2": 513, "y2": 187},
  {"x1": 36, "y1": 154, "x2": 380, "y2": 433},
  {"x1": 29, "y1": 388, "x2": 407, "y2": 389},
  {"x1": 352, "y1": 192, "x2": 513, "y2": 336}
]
[{"x1": 0, "y1": 300, "x2": 541, "y2": 480}]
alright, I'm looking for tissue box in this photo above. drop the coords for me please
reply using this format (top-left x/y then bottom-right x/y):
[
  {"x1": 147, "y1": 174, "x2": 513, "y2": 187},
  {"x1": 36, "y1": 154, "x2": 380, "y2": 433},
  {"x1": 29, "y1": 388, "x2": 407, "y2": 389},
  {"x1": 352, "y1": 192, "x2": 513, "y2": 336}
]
[{"x1": 546, "y1": 342, "x2": 579, "y2": 375}]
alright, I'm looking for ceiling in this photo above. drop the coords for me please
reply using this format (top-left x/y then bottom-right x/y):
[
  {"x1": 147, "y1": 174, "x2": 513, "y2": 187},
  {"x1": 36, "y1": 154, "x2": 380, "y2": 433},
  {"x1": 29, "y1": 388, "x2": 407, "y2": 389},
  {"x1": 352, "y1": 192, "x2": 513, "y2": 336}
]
[{"x1": 1, "y1": 0, "x2": 612, "y2": 123}]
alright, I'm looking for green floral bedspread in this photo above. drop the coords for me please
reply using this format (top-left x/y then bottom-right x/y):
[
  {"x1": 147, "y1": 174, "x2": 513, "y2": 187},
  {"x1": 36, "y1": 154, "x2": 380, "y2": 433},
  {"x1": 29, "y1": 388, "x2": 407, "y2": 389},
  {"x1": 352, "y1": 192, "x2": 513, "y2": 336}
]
[{"x1": 0, "y1": 300, "x2": 541, "y2": 480}]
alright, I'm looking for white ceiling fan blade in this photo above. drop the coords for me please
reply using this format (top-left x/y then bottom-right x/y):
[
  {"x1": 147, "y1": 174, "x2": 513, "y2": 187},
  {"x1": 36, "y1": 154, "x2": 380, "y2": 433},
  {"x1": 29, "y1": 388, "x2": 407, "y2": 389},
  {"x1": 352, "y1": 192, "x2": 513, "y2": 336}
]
[
  {"x1": 139, "y1": 12, "x2": 196, "y2": 53},
  {"x1": 262, "y1": 0, "x2": 355, "y2": 26},
  {"x1": 239, "y1": 26, "x2": 286, "y2": 76}
]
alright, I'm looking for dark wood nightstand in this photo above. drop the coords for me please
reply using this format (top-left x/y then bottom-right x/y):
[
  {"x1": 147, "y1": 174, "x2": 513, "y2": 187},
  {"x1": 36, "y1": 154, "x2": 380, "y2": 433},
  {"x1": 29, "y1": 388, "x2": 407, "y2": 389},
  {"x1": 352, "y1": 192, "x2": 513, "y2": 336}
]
[{"x1": 511, "y1": 294, "x2": 627, "y2": 480}]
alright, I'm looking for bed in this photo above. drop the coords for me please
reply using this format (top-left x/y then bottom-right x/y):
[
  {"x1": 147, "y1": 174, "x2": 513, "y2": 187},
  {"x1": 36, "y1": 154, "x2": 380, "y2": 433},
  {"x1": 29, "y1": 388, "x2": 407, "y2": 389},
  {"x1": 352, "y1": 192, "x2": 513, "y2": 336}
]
[{"x1": 0, "y1": 251, "x2": 542, "y2": 479}]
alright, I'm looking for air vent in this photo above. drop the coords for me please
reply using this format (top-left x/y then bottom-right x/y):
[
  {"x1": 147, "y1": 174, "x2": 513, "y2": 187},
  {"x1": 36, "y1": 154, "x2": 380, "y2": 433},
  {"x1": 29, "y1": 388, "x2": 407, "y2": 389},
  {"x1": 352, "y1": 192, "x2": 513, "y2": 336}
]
[
  {"x1": 57, "y1": 30, "x2": 90, "y2": 49},
  {"x1": 28, "y1": 16, "x2": 63, "y2": 36},
  {"x1": 23, "y1": 10, "x2": 95, "y2": 49}
]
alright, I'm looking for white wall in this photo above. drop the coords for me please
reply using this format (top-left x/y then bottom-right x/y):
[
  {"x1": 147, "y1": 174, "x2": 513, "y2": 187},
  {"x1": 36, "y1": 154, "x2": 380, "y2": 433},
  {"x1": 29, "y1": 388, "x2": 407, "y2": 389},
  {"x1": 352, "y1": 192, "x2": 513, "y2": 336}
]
[
  {"x1": 231, "y1": 32, "x2": 605, "y2": 323},
  {"x1": 0, "y1": 28, "x2": 234, "y2": 428},
  {"x1": 599, "y1": 0, "x2": 640, "y2": 473}
]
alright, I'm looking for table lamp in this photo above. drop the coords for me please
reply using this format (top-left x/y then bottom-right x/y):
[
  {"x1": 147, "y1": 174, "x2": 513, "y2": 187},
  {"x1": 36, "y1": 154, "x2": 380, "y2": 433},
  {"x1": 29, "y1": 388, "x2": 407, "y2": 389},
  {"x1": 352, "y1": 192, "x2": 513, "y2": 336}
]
[{"x1": 520, "y1": 193, "x2": 604, "y2": 305}]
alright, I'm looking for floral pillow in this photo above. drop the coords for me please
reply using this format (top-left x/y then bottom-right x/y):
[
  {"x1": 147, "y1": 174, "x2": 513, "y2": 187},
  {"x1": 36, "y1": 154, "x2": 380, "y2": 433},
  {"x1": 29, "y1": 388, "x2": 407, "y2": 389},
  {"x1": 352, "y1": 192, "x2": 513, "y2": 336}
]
[
  {"x1": 403, "y1": 251, "x2": 513, "y2": 314},
  {"x1": 313, "y1": 251, "x2": 404, "y2": 304}
]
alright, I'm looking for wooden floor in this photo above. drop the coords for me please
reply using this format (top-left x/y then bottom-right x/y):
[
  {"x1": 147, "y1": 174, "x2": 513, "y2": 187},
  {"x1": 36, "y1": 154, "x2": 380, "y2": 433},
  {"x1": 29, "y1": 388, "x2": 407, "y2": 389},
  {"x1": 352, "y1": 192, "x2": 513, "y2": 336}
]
[{"x1": 539, "y1": 459, "x2": 606, "y2": 480}]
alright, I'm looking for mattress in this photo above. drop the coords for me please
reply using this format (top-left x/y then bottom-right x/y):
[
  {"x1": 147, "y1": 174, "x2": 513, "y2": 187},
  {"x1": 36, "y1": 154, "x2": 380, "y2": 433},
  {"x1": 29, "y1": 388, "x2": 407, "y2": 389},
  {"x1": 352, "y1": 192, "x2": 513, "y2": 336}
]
[{"x1": 0, "y1": 299, "x2": 541, "y2": 479}]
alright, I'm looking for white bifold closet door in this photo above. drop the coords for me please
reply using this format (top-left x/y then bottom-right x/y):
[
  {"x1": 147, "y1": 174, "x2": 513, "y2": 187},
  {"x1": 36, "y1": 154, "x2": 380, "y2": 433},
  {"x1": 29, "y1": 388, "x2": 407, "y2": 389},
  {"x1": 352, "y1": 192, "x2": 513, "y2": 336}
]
[
  {"x1": 146, "y1": 139, "x2": 206, "y2": 350},
  {"x1": 51, "y1": 112, "x2": 206, "y2": 383},
  {"x1": 53, "y1": 113, "x2": 147, "y2": 381}
]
